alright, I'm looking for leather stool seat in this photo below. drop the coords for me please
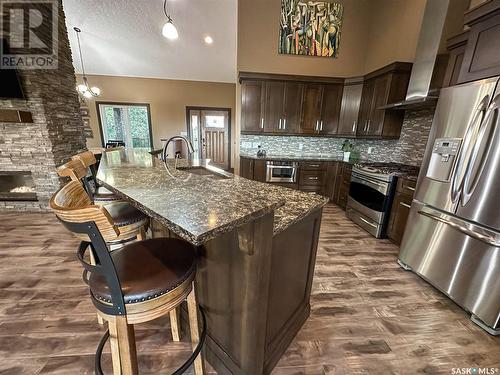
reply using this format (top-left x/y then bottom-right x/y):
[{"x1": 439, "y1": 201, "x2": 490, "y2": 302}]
[
  {"x1": 106, "y1": 202, "x2": 147, "y2": 227},
  {"x1": 94, "y1": 186, "x2": 121, "y2": 202},
  {"x1": 89, "y1": 238, "x2": 197, "y2": 304}
]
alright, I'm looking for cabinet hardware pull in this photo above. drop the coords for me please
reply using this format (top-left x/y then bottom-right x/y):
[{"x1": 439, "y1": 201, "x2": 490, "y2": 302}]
[
  {"x1": 279, "y1": 118, "x2": 282, "y2": 129},
  {"x1": 283, "y1": 118, "x2": 286, "y2": 129},
  {"x1": 364, "y1": 121, "x2": 368, "y2": 132},
  {"x1": 352, "y1": 121, "x2": 356, "y2": 133},
  {"x1": 320, "y1": 120, "x2": 323, "y2": 131},
  {"x1": 359, "y1": 216, "x2": 378, "y2": 228},
  {"x1": 367, "y1": 120, "x2": 371, "y2": 132},
  {"x1": 399, "y1": 202, "x2": 411, "y2": 209},
  {"x1": 310, "y1": 164, "x2": 320, "y2": 167},
  {"x1": 260, "y1": 118, "x2": 264, "y2": 129},
  {"x1": 405, "y1": 185, "x2": 415, "y2": 191},
  {"x1": 308, "y1": 177, "x2": 319, "y2": 180},
  {"x1": 315, "y1": 120, "x2": 319, "y2": 131}
]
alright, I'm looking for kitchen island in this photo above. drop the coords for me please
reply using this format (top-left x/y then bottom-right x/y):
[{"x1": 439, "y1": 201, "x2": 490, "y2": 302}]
[{"x1": 97, "y1": 149, "x2": 328, "y2": 375}]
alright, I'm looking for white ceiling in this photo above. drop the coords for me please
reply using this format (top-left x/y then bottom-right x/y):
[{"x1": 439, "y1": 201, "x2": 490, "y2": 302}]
[{"x1": 63, "y1": 0, "x2": 237, "y2": 83}]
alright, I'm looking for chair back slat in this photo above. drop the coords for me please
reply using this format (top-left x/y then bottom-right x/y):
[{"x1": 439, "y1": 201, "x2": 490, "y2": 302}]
[
  {"x1": 72, "y1": 151, "x2": 97, "y2": 168},
  {"x1": 50, "y1": 181, "x2": 119, "y2": 241},
  {"x1": 57, "y1": 158, "x2": 88, "y2": 181}
]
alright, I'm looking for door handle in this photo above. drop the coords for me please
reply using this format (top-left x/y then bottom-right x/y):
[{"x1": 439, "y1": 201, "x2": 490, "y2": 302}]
[
  {"x1": 399, "y1": 202, "x2": 411, "y2": 209},
  {"x1": 418, "y1": 209, "x2": 500, "y2": 247},
  {"x1": 462, "y1": 99, "x2": 499, "y2": 206},
  {"x1": 450, "y1": 95, "x2": 489, "y2": 203},
  {"x1": 359, "y1": 216, "x2": 378, "y2": 228},
  {"x1": 260, "y1": 118, "x2": 264, "y2": 129}
]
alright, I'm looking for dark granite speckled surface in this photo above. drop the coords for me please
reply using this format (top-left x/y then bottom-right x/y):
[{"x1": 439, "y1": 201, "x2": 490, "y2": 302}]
[{"x1": 97, "y1": 149, "x2": 328, "y2": 245}]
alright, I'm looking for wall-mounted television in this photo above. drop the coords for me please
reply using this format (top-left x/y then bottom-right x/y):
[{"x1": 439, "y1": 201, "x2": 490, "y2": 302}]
[{"x1": 0, "y1": 39, "x2": 25, "y2": 100}]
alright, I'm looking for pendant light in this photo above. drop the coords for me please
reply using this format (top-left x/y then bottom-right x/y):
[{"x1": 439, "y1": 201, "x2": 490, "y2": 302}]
[
  {"x1": 162, "y1": 0, "x2": 178, "y2": 40},
  {"x1": 74, "y1": 27, "x2": 100, "y2": 98}
]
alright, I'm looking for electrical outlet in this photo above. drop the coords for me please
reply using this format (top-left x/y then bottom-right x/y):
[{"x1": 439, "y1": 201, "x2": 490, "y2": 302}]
[
  {"x1": 252, "y1": 142, "x2": 260, "y2": 148},
  {"x1": 298, "y1": 143, "x2": 303, "y2": 150},
  {"x1": 368, "y1": 147, "x2": 373, "y2": 154}
]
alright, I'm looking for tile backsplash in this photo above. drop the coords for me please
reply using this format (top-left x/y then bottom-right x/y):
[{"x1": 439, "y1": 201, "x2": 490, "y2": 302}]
[{"x1": 240, "y1": 108, "x2": 435, "y2": 166}]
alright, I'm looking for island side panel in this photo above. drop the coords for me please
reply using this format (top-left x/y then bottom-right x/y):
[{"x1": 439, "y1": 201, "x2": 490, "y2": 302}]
[
  {"x1": 263, "y1": 208, "x2": 323, "y2": 374},
  {"x1": 195, "y1": 212, "x2": 275, "y2": 375}
]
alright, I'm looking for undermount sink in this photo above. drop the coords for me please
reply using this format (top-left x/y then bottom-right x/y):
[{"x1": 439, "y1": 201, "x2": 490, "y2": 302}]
[{"x1": 177, "y1": 166, "x2": 231, "y2": 180}]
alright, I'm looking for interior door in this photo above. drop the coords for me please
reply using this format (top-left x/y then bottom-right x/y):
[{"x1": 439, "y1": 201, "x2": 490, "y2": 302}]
[
  {"x1": 282, "y1": 82, "x2": 303, "y2": 134},
  {"x1": 414, "y1": 77, "x2": 498, "y2": 214},
  {"x1": 264, "y1": 81, "x2": 285, "y2": 133},
  {"x1": 241, "y1": 81, "x2": 264, "y2": 132},
  {"x1": 319, "y1": 84, "x2": 343, "y2": 135},
  {"x1": 301, "y1": 84, "x2": 323, "y2": 134},
  {"x1": 188, "y1": 108, "x2": 230, "y2": 170},
  {"x1": 457, "y1": 90, "x2": 500, "y2": 230}
]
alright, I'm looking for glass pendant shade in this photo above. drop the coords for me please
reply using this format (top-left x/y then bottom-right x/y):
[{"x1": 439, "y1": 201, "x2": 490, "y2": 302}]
[{"x1": 162, "y1": 20, "x2": 178, "y2": 40}]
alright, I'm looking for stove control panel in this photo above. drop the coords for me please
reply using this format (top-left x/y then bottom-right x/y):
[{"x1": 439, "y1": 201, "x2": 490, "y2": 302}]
[{"x1": 426, "y1": 138, "x2": 462, "y2": 182}]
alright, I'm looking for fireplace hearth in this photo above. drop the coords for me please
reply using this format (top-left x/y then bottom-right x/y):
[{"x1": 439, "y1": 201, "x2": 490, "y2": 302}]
[{"x1": 0, "y1": 171, "x2": 37, "y2": 201}]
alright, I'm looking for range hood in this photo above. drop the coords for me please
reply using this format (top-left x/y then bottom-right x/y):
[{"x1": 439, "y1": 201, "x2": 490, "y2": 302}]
[{"x1": 381, "y1": 0, "x2": 450, "y2": 110}]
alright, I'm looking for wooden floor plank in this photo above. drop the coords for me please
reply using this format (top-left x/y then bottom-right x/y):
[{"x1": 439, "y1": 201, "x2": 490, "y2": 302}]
[{"x1": 0, "y1": 205, "x2": 499, "y2": 374}]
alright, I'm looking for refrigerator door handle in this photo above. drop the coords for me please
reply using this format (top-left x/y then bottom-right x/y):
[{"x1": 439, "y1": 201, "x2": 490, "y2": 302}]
[
  {"x1": 418, "y1": 208, "x2": 500, "y2": 247},
  {"x1": 450, "y1": 95, "x2": 490, "y2": 203},
  {"x1": 462, "y1": 95, "x2": 500, "y2": 206}
]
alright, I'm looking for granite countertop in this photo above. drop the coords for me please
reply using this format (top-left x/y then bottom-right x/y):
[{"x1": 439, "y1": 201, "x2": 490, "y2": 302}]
[{"x1": 97, "y1": 149, "x2": 328, "y2": 245}]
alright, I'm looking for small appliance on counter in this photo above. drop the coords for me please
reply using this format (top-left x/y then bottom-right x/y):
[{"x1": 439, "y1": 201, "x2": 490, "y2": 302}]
[
  {"x1": 256, "y1": 145, "x2": 267, "y2": 157},
  {"x1": 346, "y1": 163, "x2": 419, "y2": 238}
]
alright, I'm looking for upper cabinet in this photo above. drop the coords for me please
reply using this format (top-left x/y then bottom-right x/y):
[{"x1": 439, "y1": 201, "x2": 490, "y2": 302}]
[
  {"x1": 444, "y1": 1, "x2": 500, "y2": 86},
  {"x1": 338, "y1": 78, "x2": 363, "y2": 137},
  {"x1": 241, "y1": 80, "x2": 264, "y2": 132},
  {"x1": 240, "y1": 63, "x2": 411, "y2": 139},
  {"x1": 356, "y1": 63, "x2": 412, "y2": 139}
]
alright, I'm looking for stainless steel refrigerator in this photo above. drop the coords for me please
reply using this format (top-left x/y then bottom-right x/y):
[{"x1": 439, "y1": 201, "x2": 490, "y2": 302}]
[{"x1": 399, "y1": 76, "x2": 500, "y2": 335}]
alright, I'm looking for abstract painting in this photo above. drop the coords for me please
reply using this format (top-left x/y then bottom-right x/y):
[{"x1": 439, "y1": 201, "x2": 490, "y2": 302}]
[{"x1": 279, "y1": 0, "x2": 344, "y2": 58}]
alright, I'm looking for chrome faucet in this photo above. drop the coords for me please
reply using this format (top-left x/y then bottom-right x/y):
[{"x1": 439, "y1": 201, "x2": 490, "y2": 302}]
[{"x1": 161, "y1": 136, "x2": 195, "y2": 161}]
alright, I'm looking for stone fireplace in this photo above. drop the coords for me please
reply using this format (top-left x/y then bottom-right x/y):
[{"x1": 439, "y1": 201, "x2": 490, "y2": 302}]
[{"x1": 0, "y1": 0, "x2": 86, "y2": 211}]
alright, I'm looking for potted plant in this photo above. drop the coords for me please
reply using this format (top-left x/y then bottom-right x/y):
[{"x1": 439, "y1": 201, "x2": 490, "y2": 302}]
[{"x1": 341, "y1": 140, "x2": 353, "y2": 162}]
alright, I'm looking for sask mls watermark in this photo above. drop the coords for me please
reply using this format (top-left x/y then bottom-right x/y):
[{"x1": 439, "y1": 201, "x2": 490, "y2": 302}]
[{"x1": 1, "y1": 0, "x2": 58, "y2": 69}]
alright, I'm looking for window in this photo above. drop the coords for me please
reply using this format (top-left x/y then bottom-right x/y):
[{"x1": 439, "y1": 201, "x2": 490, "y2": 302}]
[{"x1": 97, "y1": 103, "x2": 153, "y2": 149}]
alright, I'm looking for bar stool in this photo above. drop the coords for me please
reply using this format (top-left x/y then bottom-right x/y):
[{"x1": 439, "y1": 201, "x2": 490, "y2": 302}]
[
  {"x1": 50, "y1": 182, "x2": 204, "y2": 374},
  {"x1": 57, "y1": 157, "x2": 121, "y2": 205},
  {"x1": 50, "y1": 181, "x2": 191, "y2": 362}
]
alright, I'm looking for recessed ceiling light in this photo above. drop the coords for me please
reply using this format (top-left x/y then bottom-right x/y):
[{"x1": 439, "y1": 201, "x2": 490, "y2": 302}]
[{"x1": 204, "y1": 36, "x2": 214, "y2": 45}]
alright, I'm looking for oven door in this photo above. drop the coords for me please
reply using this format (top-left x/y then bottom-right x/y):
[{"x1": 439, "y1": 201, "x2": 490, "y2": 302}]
[
  {"x1": 348, "y1": 173, "x2": 390, "y2": 222},
  {"x1": 266, "y1": 165, "x2": 297, "y2": 183}
]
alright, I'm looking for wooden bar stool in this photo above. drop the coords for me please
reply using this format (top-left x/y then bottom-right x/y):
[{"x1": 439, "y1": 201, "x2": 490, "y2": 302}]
[
  {"x1": 58, "y1": 156, "x2": 121, "y2": 205},
  {"x1": 55, "y1": 215, "x2": 206, "y2": 375}
]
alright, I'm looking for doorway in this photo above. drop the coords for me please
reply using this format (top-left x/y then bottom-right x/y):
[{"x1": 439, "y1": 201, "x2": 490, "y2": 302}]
[
  {"x1": 186, "y1": 107, "x2": 231, "y2": 170},
  {"x1": 97, "y1": 102, "x2": 153, "y2": 149}
]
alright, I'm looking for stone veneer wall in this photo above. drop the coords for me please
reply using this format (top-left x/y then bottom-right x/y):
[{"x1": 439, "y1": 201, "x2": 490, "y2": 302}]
[
  {"x1": 0, "y1": 0, "x2": 86, "y2": 211},
  {"x1": 240, "y1": 108, "x2": 435, "y2": 166}
]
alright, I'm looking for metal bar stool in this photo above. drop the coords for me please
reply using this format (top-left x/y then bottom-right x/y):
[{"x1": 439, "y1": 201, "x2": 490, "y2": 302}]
[{"x1": 51, "y1": 182, "x2": 206, "y2": 375}]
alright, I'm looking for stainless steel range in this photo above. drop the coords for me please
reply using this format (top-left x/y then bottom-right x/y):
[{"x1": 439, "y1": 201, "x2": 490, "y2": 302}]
[{"x1": 346, "y1": 163, "x2": 418, "y2": 238}]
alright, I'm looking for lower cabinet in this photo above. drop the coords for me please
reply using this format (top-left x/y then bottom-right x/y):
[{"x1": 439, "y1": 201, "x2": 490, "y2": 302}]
[
  {"x1": 387, "y1": 177, "x2": 416, "y2": 245},
  {"x1": 240, "y1": 157, "x2": 353, "y2": 209}
]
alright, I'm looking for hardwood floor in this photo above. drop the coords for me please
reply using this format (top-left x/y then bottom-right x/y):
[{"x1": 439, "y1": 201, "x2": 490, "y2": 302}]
[{"x1": 0, "y1": 204, "x2": 499, "y2": 374}]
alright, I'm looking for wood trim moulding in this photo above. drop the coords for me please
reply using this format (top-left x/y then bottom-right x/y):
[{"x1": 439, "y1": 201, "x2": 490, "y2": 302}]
[
  {"x1": 464, "y1": 0, "x2": 500, "y2": 26},
  {"x1": 363, "y1": 62, "x2": 413, "y2": 81},
  {"x1": 0, "y1": 109, "x2": 33, "y2": 123},
  {"x1": 446, "y1": 30, "x2": 471, "y2": 50},
  {"x1": 238, "y1": 71, "x2": 345, "y2": 84}
]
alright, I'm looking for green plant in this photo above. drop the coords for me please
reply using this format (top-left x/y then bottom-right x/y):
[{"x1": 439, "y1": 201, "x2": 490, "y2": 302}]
[{"x1": 341, "y1": 140, "x2": 353, "y2": 152}]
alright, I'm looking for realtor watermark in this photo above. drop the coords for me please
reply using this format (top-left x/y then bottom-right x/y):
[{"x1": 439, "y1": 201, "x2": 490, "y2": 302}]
[
  {"x1": 0, "y1": 0, "x2": 58, "y2": 69},
  {"x1": 451, "y1": 368, "x2": 499, "y2": 375}
]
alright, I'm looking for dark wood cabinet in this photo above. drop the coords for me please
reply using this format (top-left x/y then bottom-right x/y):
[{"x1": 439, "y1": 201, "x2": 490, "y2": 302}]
[
  {"x1": 241, "y1": 81, "x2": 264, "y2": 132},
  {"x1": 459, "y1": 5, "x2": 500, "y2": 83},
  {"x1": 330, "y1": 162, "x2": 352, "y2": 209},
  {"x1": 319, "y1": 84, "x2": 343, "y2": 135},
  {"x1": 387, "y1": 177, "x2": 416, "y2": 245},
  {"x1": 264, "y1": 81, "x2": 285, "y2": 133},
  {"x1": 338, "y1": 78, "x2": 363, "y2": 137},
  {"x1": 443, "y1": 31, "x2": 469, "y2": 87},
  {"x1": 283, "y1": 82, "x2": 304, "y2": 134},
  {"x1": 301, "y1": 84, "x2": 323, "y2": 134},
  {"x1": 356, "y1": 63, "x2": 411, "y2": 139},
  {"x1": 239, "y1": 157, "x2": 266, "y2": 182}
]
